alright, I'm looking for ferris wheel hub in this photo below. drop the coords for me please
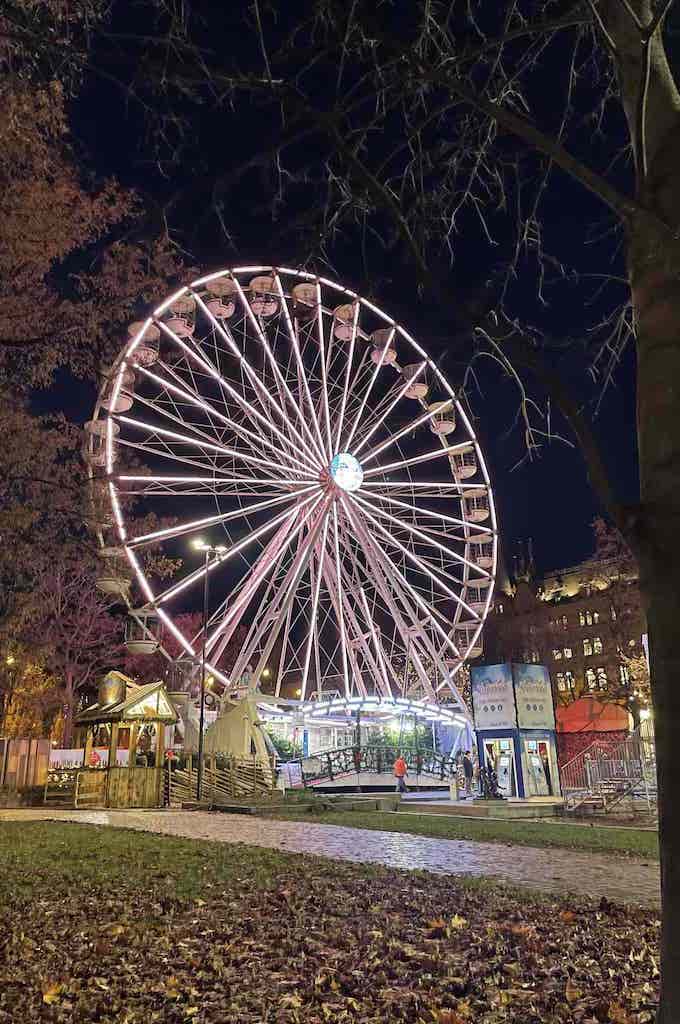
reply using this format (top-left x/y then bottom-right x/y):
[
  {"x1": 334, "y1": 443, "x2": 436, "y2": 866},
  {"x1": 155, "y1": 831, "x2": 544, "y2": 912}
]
[{"x1": 329, "y1": 452, "x2": 364, "y2": 493}]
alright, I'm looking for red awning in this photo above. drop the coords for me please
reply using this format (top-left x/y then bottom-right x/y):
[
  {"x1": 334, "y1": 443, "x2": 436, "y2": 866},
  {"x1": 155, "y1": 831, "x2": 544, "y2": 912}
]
[{"x1": 556, "y1": 697, "x2": 632, "y2": 733}]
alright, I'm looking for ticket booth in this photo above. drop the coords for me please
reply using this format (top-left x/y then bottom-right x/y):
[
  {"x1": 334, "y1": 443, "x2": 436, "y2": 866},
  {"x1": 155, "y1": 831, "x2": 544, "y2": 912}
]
[{"x1": 470, "y1": 663, "x2": 561, "y2": 801}]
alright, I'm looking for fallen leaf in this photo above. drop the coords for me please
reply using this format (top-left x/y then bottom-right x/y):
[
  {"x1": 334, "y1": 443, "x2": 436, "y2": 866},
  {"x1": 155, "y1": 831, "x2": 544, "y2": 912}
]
[
  {"x1": 608, "y1": 1003, "x2": 634, "y2": 1024},
  {"x1": 566, "y1": 978, "x2": 582, "y2": 1004},
  {"x1": 560, "y1": 910, "x2": 577, "y2": 924},
  {"x1": 42, "y1": 981, "x2": 64, "y2": 1005},
  {"x1": 449, "y1": 914, "x2": 467, "y2": 930}
]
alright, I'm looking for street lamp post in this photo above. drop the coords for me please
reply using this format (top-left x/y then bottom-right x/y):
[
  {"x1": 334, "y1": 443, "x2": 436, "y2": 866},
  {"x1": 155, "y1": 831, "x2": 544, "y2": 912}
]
[{"x1": 192, "y1": 540, "x2": 225, "y2": 803}]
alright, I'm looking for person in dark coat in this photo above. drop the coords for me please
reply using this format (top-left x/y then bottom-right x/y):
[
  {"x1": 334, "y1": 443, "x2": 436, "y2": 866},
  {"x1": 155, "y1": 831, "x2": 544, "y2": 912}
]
[{"x1": 462, "y1": 750, "x2": 474, "y2": 798}]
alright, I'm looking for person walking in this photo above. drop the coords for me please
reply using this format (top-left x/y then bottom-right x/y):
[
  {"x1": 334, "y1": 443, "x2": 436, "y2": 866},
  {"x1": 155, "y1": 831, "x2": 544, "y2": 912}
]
[
  {"x1": 394, "y1": 754, "x2": 408, "y2": 794},
  {"x1": 462, "y1": 750, "x2": 475, "y2": 799}
]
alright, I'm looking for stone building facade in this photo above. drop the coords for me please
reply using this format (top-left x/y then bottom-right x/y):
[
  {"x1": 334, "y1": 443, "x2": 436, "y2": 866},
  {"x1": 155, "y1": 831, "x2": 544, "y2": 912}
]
[{"x1": 481, "y1": 543, "x2": 648, "y2": 724}]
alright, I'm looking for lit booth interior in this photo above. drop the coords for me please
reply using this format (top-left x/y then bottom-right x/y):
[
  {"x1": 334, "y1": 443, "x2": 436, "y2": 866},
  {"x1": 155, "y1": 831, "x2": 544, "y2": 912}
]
[{"x1": 470, "y1": 663, "x2": 561, "y2": 800}]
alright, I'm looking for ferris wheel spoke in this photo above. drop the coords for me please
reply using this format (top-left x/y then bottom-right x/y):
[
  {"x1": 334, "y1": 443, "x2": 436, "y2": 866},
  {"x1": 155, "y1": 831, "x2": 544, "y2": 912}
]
[
  {"x1": 349, "y1": 494, "x2": 481, "y2": 622},
  {"x1": 314, "y1": 281, "x2": 334, "y2": 460},
  {"x1": 330, "y1": 503, "x2": 351, "y2": 698},
  {"x1": 351, "y1": 363, "x2": 427, "y2": 458},
  {"x1": 329, "y1": 527, "x2": 396, "y2": 698},
  {"x1": 115, "y1": 473, "x2": 301, "y2": 498},
  {"x1": 318, "y1": 532, "x2": 380, "y2": 699},
  {"x1": 318, "y1": 547, "x2": 369, "y2": 700},
  {"x1": 191, "y1": 290, "x2": 324, "y2": 469},
  {"x1": 135, "y1": 359, "x2": 318, "y2": 477},
  {"x1": 273, "y1": 273, "x2": 328, "y2": 463},
  {"x1": 299, "y1": 516, "x2": 330, "y2": 699},
  {"x1": 228, "y1": 277, "x2": 328, "y2": 465},
  {"x1": 344, "y1": 496, "x2": 466, "y2": 672},
  {"x1": 150, "y1": 323, "x2": 320, "y2": 474},
  {"x1": 141, "y1": 492, "x2": 319, "y2": 609},
  {"x1": 229, "y1": 498, "x2": 332, "y2": 687},
  {"x1": 361, "y1": 440, "x2": 472, "y2": 479},
  {"x1": 205, "y1": 493, "x2": 327, "y2": 665},
  {"x1": 129, "y1": 485, "x2": 318, "y2": 551},
  {"x1": 341, "y1": 327, "x2": 396, "y2": 453},
  {"x1": 340, "y1": 499, "x2": 437, "y2": 699},
  {"x1": 361, "y1": 399, "x2": 455, "y2": 466},
  {"x1": 333, "y1": 301, "x2": 360, "y2": 453},
  {"x1": 355, "y1": 490, "x2": 493, "y2": 577},
  {"x1": 116, "y1": 414, "x2": 313, "y2": 479}
]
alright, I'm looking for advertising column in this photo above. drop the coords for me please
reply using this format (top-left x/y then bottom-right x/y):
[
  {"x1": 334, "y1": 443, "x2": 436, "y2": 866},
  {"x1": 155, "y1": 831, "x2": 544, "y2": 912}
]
[
  {"x1": 470, "y1": 664, "x2": 520, "y2": 798},
  {"x1": 512, "y1": 664, "x2": 560, "y2": 797}
]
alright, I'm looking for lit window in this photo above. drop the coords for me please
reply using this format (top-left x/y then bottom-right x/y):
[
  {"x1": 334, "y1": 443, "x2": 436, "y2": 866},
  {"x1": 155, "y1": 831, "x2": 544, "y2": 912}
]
[
  {"x1": 531, "y1": 651, "x2": 540, "y2": 663},
  {"x1": 610, "y1": 605, "x2": 617, "y2": 622},
  {"x1": 564, "y1": 671, "x2": 575, "y2": 690},
  {"x1": 556, "y1": 672, "x2": 566, "y2": 692},
  {"x1": 579, "y1": 612, "x2": 586, "y2": 626},
  {"x1": 563, "y1": 647, "x2": 573, "y2": 659},
  {"x1": 593, "y1": 636, "x2": 603, "y2": 655},
  {"x1": 593, "y1": 611, "x2": 600, "y2": 625},
  {"x1": 553, "y1": 648, "x2": 562, "y2": 661},
  {"x1": 498, "y1": 603, "x2": 504, "y2": 614},
  {"x1": 583, "y1": 638, "x2": 593, "y2": 657},
  {"x1": 596, "y1": 667, "x2": 608, "y2": 689},
  {"x1": 619, "y1": 664, "x2": 630, "y2": 686},
  {"x1": 585, "y1": 668, "x2": 597, "y2": 691},
  {"x1": 562, "y1": 614, "x2": 568, "y2": 627},
  {"x1": 628, "y1": 638, "x2": 636, "y2": 648}
]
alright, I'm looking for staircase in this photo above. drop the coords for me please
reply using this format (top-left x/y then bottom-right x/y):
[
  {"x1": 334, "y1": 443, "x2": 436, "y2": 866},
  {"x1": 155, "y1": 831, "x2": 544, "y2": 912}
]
[{"x1": 561, "y1": 720, "x2": 656, "y2": 814}]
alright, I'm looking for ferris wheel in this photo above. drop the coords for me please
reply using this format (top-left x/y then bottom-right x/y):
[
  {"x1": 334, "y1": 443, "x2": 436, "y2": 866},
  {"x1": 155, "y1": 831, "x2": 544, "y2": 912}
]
[{"x1": 84, "y1": 266, "x2": 497, "y2": 715}]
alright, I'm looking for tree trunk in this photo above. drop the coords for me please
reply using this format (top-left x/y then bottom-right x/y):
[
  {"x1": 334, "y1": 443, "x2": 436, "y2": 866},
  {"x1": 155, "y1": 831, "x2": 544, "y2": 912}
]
[{"x1": 630, "y1": 204, "x2": 680, "y2": 1021}]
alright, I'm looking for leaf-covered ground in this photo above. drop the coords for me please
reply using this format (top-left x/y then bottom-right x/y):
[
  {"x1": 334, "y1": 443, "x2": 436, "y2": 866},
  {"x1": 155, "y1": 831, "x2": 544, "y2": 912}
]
[
  {"x1": 268, "y1": 808, "x2": 659, "y2": 859},
  {"x1": 0, "y1": 822, "x2": 659, "y2": 1023}
]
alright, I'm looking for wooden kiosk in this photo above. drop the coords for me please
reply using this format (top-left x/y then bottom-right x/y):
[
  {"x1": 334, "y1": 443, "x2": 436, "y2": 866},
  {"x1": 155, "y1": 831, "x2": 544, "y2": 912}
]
[{"x1": 70, "y1": 672, "x2": 178, "y2": 808}]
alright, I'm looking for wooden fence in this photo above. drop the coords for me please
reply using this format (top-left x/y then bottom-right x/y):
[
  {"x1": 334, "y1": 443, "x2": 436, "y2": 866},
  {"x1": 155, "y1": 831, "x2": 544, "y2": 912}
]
[
  {"x1": 0, "y1": 738, "x2": 51, "y2": 790},
  {"x1": 168, "y1": 757, "x2": 276, "y2": 805}
]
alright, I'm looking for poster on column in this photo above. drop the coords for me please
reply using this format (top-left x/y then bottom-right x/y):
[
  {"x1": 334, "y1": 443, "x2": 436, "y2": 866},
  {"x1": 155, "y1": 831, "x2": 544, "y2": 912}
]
[
  {"x1": 470, "y1": 663, "x2": 517, "y2": 730},
  {"x1": 512, "y1": 664, "x2": 555, "y2": 730}
]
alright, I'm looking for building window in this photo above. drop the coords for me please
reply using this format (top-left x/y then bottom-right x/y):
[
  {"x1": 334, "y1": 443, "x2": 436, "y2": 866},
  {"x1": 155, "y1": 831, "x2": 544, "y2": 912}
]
[
  {"x1": 553, "y1": 648, "x2": 562, "y2": 661},
  {"x1": 562, "y1": 614, "x2": 569, "y2": 627},
  {"x1": 530, "y1": 651, "x2": 540, "y2": 663},
  {"x1": 583, "y1": 638, "x2": 593, "y2": 657},
  {"x1": 585, "y1": 668, "x2": 597, "y2": 691},
  {"x1": 529, "y1": 624, "x2": 536, "y2": 635},
  {"x1": 596, "y1": 667, "x2": 608, "y2": 689},
  {"x1": 619, "y1": 664, "x2": 630, "y2": 686},
  {"x1": 558, "y1": 671, "x2": 575, "y2": 692},
  {"x1": 580, "y1": 609, "x2": 600, "y2": 627},
  {"x1": 628, "y1": 638, "x2": 636, "y2": 648},
  {"x1": 593, "y1": 636, "x2": 603, "y2": 655},
  {"x1": 498, "y1": 603, "x2": 504, "y2": 614},
  {"x1": 563, "y1": 647, "x2": 573, "y2": 659},
  {"x1": 610, "y1": 605, "x2": 618, "y2": 622}
]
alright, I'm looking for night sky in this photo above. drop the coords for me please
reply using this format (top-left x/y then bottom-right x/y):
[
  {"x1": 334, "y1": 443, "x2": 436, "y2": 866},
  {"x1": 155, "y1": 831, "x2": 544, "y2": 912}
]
[{"x1": 43, "y1": 1, "x2": 641, "y2": 579}]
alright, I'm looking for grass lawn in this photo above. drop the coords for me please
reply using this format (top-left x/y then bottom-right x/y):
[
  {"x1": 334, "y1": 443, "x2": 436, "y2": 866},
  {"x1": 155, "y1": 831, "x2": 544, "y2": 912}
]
[
  {"x1": 266, "y1": 807, "x2": 660, "y2": 859},
  {"x1": 0, "y1": 822, "x2": 659, "y2": 1023}
]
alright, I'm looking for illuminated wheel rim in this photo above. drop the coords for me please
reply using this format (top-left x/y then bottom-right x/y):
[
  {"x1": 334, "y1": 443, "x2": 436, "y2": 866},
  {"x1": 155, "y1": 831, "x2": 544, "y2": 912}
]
[{"x1": 85, "y1": 266, "x2": 498, "y2": 715}]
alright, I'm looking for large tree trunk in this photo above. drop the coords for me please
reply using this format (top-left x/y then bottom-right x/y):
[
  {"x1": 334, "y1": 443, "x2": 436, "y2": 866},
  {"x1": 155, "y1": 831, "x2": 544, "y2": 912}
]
[
  {"x1": 599, "y1": 4, "x2": 680, "y2": 1018},
  {"x1": 630, "y1": 200, "x2": 680, "y2": 1024}
]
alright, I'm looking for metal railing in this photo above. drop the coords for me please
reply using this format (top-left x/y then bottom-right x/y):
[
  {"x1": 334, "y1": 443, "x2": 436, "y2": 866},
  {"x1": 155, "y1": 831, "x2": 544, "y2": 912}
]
[
  {"x1": 298, "y1": 745, "x2": 458, "y2": 786},
  {"x1": 561, "y1": 719, "x2": 656, "y2": 812}
]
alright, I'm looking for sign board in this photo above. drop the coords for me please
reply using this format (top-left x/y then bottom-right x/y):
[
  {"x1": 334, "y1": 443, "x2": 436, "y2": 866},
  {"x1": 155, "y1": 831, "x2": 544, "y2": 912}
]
[
  {"x1": 512, "y1": 664, "x2": 555, "y2": 730},
  {"x1": 470, "y1": 663, "x2": 517, "y2": 730},
  {"x1": 280, "y1": 761, "x2": 304, "y2": 789}
]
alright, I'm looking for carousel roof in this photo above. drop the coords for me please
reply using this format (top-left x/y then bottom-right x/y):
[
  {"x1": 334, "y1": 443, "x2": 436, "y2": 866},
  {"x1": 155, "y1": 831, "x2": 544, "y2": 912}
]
[
  {"x1": 555, "y1": 697, "x2": 631, "y2": 734},
  {"x1": 75, "y1": 680, "x2": 178, "y2": 725}
]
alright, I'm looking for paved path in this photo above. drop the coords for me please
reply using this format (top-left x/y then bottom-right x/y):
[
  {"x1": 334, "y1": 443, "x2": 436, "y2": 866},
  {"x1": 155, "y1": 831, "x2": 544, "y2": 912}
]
[{"x1": 1, "y1": 809, "x2": 660, "y2": 907}]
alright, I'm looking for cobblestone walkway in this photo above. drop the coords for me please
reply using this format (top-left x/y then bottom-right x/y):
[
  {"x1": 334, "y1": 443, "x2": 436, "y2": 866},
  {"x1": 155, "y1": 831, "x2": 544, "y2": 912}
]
[{"x1": 1, "y1": 809, "x2": 660, "y2": 907}]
